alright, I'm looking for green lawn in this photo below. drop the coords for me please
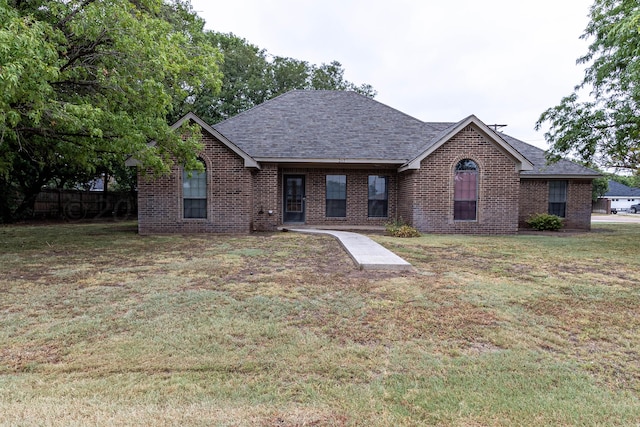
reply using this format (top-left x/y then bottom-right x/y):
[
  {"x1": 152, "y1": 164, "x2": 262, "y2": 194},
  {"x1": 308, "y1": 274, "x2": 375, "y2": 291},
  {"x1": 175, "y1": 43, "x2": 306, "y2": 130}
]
[{"x1": 1, "y1": 222, "x2": 639, "y2": 426}]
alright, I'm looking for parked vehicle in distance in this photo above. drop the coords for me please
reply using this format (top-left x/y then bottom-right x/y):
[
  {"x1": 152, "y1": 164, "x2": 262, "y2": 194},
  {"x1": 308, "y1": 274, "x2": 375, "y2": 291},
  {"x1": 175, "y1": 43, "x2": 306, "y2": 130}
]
[{"x1": 630, "y1": 203, "x2": 640, "y2": 213}]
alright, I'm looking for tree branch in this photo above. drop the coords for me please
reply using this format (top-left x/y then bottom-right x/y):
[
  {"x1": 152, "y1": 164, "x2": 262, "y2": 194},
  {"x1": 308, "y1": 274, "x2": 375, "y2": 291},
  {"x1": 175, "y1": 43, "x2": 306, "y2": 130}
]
[
  {"x1": 60, "y1": 29, "x2": 112, "y2": 73},
  {"x1": 55, "y1": 0, "x2": 99, "y2": 31}
]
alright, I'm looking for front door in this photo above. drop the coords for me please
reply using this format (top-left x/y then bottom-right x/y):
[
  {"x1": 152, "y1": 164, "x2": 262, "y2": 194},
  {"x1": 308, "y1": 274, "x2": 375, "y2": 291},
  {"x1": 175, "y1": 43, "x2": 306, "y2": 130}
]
[{"x1": 283, "y1": 175, "x2": 305, "y2": 223}]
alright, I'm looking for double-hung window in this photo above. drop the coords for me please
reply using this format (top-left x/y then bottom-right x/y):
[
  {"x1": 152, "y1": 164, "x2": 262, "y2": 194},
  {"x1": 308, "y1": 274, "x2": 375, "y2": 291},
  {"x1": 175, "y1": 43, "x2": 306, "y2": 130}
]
[
  {"x1": 183, "y1": 160, "x2": 207, "y2": 219},
  {"x1": 368, "y1": 175, "x2": 388, "y2": 218},
  {"x1": 549, "y1": 181, "x2": 567, "y2": 217},
  {"x1": 454, "y1": 159, "x2": 478, "y2": 221},
  {"x1": 326, "y1": 175, "x2": 347, "y2": 217}
]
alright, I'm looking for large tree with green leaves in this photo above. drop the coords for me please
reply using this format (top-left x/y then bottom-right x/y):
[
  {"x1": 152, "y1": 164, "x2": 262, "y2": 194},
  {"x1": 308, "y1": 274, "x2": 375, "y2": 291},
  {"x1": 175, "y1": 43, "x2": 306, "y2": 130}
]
[
  {"x1": 0, "y1": 0, "x2": 222, "y2": 221},
  {"x1": 176, "y1": 32, "x2": 376, "y2": 125},
  {"x1": 537, "y1": 0, "x2": 640, "y2": 172}
]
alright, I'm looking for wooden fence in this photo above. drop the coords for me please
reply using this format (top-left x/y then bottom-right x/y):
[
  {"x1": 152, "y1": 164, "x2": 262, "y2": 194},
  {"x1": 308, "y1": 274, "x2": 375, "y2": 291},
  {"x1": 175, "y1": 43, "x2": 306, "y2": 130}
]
[
  {"x1": 592, "y1": 198, "x2": 612, "y2": 214},
  {"x1": 33, "y1": 189, "x2": 137, "y2": 220}
]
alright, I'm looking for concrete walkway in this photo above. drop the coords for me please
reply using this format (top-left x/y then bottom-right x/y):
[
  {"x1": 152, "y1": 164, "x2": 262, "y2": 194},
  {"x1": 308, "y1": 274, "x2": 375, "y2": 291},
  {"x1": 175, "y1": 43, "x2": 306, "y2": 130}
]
[{"x1": 286, "y1": 228, "x2": 412, "y2": 271}]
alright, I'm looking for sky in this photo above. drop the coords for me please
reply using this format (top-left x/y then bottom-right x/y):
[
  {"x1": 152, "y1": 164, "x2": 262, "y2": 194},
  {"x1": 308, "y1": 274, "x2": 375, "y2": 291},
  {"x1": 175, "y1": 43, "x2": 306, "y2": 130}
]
[{"x1": 189, "y1": 0, "x2": 594, "y2": 149}]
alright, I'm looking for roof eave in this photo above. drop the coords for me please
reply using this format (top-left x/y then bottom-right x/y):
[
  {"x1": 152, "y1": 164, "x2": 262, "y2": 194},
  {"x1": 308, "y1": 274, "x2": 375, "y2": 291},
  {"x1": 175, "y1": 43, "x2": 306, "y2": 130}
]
[
  {"x1": 126, "y1": 113, "x2": 260, "y2": 169},
  {"x1": 180, "y1": 112, "x2": 260, "y2": 169},
  {"x1": 254, "y1": 157, "x2": 407, "y2": 165},
  {"x1": 521, "y1": 173, "x2": 602, "y2": 179}
]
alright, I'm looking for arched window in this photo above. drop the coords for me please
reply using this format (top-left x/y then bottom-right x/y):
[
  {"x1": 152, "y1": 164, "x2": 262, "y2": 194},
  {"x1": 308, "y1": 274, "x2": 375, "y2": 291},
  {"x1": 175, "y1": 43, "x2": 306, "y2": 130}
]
[
  {"x1": 183, "y1": 160, "x2": 207, "y2": 219},
  {"x1": 454, "y1": 159, "x2": 478, "y2": 221}
]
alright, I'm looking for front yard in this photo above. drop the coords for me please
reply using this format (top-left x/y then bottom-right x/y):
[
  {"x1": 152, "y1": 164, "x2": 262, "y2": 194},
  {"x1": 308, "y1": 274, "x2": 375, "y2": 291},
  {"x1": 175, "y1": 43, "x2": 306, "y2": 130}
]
[{"x1": 1, "y1": 222, "x2": 639, "y2": 425}]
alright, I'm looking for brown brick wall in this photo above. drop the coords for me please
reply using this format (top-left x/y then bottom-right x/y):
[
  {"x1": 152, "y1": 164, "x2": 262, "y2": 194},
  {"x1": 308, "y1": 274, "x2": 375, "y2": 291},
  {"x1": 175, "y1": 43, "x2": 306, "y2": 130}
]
[
  {"x1": 518, "y1": 179, "x2": 547, "y2": 228},
  {"x1": 137, "y1": 132, "x2": 253, "y2": 234},
  {"x1": 137, "y1": 126, "x2": 594, "y2": 234},
  {"x1": 401, "y1": 125, "x2": 521, "y2": 234},
  {"x1": 568, "y1": 179, "x2": 594, "y2": 230},
  {"x1": 278, "y1": 167, "x2": 397, "y2": 227},
  {"x1": 397, "y1": 170, "x2": 415, "y2": 225},
  {"x1": 252, "y1": 163, "x2": 279, "y2": 231},
  {"x1": 519, "y1": 178, "x2": 592, "y2": 230}
]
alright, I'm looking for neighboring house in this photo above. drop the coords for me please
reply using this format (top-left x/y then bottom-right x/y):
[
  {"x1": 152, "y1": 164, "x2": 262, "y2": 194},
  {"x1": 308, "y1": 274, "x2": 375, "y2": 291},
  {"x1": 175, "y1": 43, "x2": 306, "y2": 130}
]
[
  {"x1": 130, "y1": 90, "x2": 599, "y2": 234},
  {"x1": 602, "y1": 180, "x2": 640, "y2": 211}
]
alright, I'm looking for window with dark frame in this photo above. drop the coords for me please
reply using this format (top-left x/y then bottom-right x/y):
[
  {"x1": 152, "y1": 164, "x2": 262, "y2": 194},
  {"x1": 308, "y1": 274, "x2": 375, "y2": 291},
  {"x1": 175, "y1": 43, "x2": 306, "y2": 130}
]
[
  {"x1": 326, "y1": 175, "x2": 347, "y2": 218},
  {"x1": 548, "y1": 181, "x2": 567, "y2": 217},
  {"x1": 368, "y1": 175, "x2": 388, "y2": 218},
  {"x1": 183, "y1": 160, "x2": 207, "y2": 219},
  {"x1": 454, "y1": 159, "x2": 478, "y2": 221}
]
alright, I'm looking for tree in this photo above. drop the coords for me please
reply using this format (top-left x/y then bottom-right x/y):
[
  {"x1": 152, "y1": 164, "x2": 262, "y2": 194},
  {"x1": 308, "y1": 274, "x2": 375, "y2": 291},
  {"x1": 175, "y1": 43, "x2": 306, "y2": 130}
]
[
  {"x1": 536, "y1": 0, "x2": 640, "y2": 172},
  {"x1": 591, "y1": 176, "x2": 609, "y2": 201},
  {"x1": 0, "y1": 0, "x2": 222, "y2": 221},
  {"x1": 177, "y1": 32, "x2": 273, "y2": 124},
  {"x1": 179, "y1": 32, "x2": 377, "y2": 125}
]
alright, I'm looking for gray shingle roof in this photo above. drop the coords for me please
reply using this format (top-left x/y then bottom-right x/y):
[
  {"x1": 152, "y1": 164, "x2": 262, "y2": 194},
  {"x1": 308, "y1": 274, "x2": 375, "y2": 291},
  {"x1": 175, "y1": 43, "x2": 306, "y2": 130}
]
[
  {"x1": 214, "y1": 90, "x2": 451, "y2": 161},
  {"x1": 499, "y1": 133, "x2": 600, "y2": 177},
  {"x1": 212, "y1": 90, "x2": 599, "y2": 177},
  {"x1": 605, "y1": 180, "x2": 640, "y2": 197}
]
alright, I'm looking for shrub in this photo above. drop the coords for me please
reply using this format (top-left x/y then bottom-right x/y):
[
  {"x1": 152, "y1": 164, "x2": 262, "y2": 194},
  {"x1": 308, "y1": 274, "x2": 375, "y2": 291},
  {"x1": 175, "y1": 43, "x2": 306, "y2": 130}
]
[
  {"x1": 385, "y1": 220, "x2": 421, "y2": 237},
  {"x1": 526, "y1": 213, "x2": 564, "y2": 231}
]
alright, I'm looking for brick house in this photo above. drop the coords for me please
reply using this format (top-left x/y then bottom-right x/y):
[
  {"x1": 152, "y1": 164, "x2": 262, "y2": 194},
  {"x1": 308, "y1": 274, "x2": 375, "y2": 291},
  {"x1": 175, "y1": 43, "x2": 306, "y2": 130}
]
[{"x1": 131, "y1": 90, "x2": 599, "y2": 234}]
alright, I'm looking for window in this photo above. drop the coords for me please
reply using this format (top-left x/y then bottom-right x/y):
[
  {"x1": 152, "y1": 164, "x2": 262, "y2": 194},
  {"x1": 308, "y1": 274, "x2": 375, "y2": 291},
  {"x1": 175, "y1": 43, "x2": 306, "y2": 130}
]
[
  {"x1": 454, "y1": 159, "x2": 478, "y2": 221},
  {"x1": 326, "y1": 175, "x2": 347, "y2": 217},
  {"x1": 368, "y1": 175, "x2": 388, "y2": 217},
  {"x1": 183, "y1": 160, "x2": 206, "y2": 218},
  {"x1": 549, "y1": 181, "x2": 567, "y2": 217}
]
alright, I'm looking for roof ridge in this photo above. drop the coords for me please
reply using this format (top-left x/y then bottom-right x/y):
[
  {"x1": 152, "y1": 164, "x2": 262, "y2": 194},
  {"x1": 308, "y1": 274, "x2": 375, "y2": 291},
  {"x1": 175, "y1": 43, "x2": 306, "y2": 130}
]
[{"x1": 341, "y1": 91, "x2": 429, "y2": 125}]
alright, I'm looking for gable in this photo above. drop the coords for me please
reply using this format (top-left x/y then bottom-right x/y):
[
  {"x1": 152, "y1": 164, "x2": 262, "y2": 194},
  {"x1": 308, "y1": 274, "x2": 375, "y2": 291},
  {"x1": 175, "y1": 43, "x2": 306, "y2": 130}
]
[
  {"x1": 399, "y1": 115, "x2": 533, "y2": 172},
  {"x1": 177, "y1": 113, "x2": 259, "y2": 169},
  {"x1": 125, "y1": 112, "x2": 259, "y2": 169}
]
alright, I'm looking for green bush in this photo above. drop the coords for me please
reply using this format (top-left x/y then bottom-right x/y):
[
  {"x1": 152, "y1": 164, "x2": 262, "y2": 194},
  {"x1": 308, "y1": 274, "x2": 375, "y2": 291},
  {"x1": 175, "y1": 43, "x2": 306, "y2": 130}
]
[
  {"x1": 526, "y1": 213, "x2": 564, "y2": 231},
  {"x1": 385, "y1": 220, "x2": 421, "y2": 237}
]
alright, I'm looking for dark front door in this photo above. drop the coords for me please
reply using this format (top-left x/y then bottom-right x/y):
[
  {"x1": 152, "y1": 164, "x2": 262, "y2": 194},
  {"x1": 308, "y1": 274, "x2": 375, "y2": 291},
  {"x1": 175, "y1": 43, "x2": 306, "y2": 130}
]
[{"x1": 283, "y1": 175, "x2": 305, "y2": 223}]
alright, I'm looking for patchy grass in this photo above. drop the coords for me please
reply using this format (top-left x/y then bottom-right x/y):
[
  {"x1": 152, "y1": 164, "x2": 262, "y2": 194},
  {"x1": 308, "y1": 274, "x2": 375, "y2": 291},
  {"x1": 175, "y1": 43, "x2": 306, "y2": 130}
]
[{"x1": 0, "y1": 221, "x2": 639, "y2": 426}]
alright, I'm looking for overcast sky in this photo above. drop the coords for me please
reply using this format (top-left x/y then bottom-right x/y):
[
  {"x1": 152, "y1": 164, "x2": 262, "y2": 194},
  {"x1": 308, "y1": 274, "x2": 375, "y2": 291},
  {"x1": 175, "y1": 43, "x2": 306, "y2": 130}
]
[{"x1": 189, "y1": 0, "x2": 594, "y2": 149}]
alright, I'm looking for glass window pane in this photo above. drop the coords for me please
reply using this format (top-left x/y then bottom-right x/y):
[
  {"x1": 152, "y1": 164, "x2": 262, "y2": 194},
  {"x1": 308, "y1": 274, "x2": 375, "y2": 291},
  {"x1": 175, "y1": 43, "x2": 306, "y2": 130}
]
[
  {"x1": 326, "y1": 200, "x2": 347, "y2": 217},
  {"x1": 183, "y1": 170, "x2": 206, "y2": 199},
  {"x1": 368, "y1": 200, "x2": 388, "y2": 217},
  {"x1": 454, "y1": 201, "x2": 477, "y2": 221},
  {"x1": 549, "y1": 202, "x2": 566, "y2": 217},
  {"x1": 286, "y1": 177, "x2": 303, "y2": 213},
  {"x1": 326, "y1": 175, "x2": 346, "y2": 199},
  {"x1": 368, "y1": 176, "x2": 387, "y2": 200},
  {"x1": 326, "y1": 175, "x2": 347, "y2": 217},
  {"x1": 368, "y1": 176, "x2": 388, "y2": 217},
  {"x1": 548, "y1": 181, "x2": 567, "y2": 218},
  {"x1": 455, "y1": 159, "x2": 478, "y2": 171},
  {"x1": 184, "y1": 199, "x2": 206, "y2": 219},
  {"x1": 183, "y1": 161, "x2": 206, "y2": 218},
  {"x1": 549, "y1": 181, "x2": 567, "y2": 203},
  {"x1": 454, "y1": 172, "x2": 477, "y2": 200},
  {"x1": 454, "y1": 160, "x2": 477, "y2": 221}
]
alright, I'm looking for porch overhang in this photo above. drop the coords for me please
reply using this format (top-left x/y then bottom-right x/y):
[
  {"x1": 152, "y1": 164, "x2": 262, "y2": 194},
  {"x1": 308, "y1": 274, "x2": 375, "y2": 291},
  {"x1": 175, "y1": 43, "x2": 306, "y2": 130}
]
[{"x1": 255, "y1": 157, "x2": 406, "y2": 169}]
